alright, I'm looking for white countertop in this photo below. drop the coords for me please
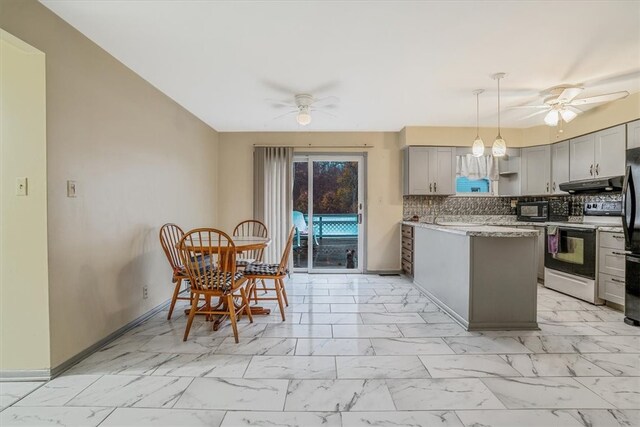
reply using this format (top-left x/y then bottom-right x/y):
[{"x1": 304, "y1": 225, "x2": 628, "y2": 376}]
[
  {"x1": 402, "y1": 215, "x2": 623, "y2": 234},
  {"x1": 403, "y1": 221, "x2": 539, "y2": 237}
]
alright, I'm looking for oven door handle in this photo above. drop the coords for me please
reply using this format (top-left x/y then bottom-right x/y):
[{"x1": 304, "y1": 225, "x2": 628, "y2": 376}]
[{"x1": 622, "y1": 165, "x2": 636, "y2": 245}]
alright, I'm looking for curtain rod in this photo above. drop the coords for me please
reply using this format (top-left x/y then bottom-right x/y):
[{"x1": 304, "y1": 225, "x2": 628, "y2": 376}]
[{"x1": 253, "y1": 144, "x2": 374, "y2": 149}]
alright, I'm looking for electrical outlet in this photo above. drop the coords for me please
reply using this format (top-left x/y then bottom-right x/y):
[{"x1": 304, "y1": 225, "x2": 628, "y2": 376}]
[
  {"x1": 16, "y1": 177, "x2": 28, "y2": 196},
  {"x1": 142, "y1": 285, "x2": 148, "y2": 299}
]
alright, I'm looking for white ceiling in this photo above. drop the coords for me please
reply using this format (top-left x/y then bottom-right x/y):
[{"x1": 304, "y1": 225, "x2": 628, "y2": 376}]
[{"x1": 41, "y1": 0, "x2": 640, "y2": 131}]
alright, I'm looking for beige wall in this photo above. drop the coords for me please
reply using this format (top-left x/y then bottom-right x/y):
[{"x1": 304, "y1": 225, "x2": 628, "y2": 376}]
[
  {"x1": 400, "y1": 126, "x2": 525, "y2": 148},
  {"x1": 0, "y1": 1, "x2": 219, "y2": 369},
  {"x1": 219, "y1": 132, "x2": 403, "y2": 271},
  {"x1": 0, "y1": 31, "x2": 50, "y2": 371},
  {"x1": 402, "y1": 91, "x2": 640, "y2": 149}
]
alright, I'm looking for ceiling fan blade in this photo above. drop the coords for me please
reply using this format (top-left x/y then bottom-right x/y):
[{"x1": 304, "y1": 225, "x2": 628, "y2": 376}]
[
  {"x1": 272, "y1": 110, "x2": 298, "y2": 120},
  {"x1": 568, "y1": 91, "x2": 629, "y2": 106},
  {"x1": 583, "y1": 69, "x2": 640, "y2": 87},
  {"x1": 566, "y1": 105, "x2": 583, "y2": 114},
  {"x1": 519, "y1": 109, "x2": 550, "y2": 120},
  {"x1": 312, "y1": 96, "x2": 340, "y2": 105},
  {"x1": 265, "y1": 98, "x2": 295, "y2": 109},
  {"x1": 311, "y1": 109, "x2": 337, "y2": 118},
  {"x1": 557, "y1": 87, "x2": 583, "y2": 103}
]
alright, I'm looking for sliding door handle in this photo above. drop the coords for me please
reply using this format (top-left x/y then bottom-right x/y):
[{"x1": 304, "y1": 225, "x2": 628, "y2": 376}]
[{"x1": 358, "y1": 213, "x2": 362, "y2": 224}]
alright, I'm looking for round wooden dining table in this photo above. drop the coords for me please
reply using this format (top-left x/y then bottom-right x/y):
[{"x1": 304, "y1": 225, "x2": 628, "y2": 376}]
[{"x1": 180, "y1": 234, "x2": 272, "y2": 329}]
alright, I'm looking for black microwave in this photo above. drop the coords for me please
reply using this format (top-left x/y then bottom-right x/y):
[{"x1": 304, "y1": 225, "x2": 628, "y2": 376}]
[{"x1": 517, "y1": 201, "x2": 549, "y2": 222}]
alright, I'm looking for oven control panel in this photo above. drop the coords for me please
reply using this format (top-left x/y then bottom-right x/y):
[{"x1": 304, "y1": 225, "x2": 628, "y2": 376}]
[{"x1": 584, "y1": 201, "x2": 622, "y2": 216}]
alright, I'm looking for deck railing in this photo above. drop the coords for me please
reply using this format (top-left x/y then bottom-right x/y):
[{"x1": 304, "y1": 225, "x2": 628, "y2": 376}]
[{"x1": 305, "y1": 213, "x2": 358, "y2": 239}]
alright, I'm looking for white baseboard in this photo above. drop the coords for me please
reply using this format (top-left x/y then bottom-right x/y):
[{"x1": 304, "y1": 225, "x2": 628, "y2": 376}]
[{"x1": 1, "y1": 296, "x2": 174, "y2": 382}]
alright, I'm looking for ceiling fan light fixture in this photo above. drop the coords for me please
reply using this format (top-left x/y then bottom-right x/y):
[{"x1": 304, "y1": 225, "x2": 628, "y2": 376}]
[
  {"x1": 471, "y1": 89, "x2": 485, "y2": 157},
  {"x1": 492, "y1": 73, "x2": 507, "y2": 157},
  {"x1": 296, "y1": 106, "x2": 312, "y2": 126},
  {"x1": 559, "y1": 108, "x2": 578, "y2": 123},
  {"x1": 544, "y1": 110, "x2": 559, "y2": 126}
]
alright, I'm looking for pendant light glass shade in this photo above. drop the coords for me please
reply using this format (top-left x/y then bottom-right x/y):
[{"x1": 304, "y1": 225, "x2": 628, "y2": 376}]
[
  {"x1": 471, "y1": 89, "x2": 485, "y2": 157},
  {"x1": 472, "y1": 137, "x2": 485, "y2": 157},
  {"x1": 492, "y1": 135, "x2": 507, "y2": 157},
  {"x1": 492, "y1": 73, "x2": 507, "y2": 157}
]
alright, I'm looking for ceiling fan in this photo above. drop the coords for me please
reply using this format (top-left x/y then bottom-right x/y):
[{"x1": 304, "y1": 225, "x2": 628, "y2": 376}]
[
  {"x1": 268, "y1": 94, "x2": 339, "y2": 126},
  {"x1": 515, "y1": 85, "x2": 629, "y2": 127}
]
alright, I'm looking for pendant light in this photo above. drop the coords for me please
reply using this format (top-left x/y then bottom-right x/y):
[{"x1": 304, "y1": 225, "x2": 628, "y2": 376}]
[
  {"x1": 471, "y1": 89, "x2": 485, "y2": 157},
  {"x1": 492, "y1": 72, "x2": 507, "y2": 157}
]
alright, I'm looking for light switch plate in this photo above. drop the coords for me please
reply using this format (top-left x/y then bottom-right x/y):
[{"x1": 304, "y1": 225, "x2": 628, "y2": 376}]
[
  {"x1": 67, "y1": 180, "x2": 77, "y2": 198},
  {"x1": 16, "y1": 177, "x2": 28, "y2": 196}
]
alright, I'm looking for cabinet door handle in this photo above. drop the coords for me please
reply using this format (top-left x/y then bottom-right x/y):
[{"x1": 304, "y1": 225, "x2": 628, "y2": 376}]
[
  {"x1": 429, "y1": 183, "x2": 432, "y2": 193},
  {"x1": 434, "y1": 182, "x2": 437, "y2": 193},
  {"x1": 611, "y1": 278, "x2": 625, "y2": 284},
  {"x1": 590, "y1": 164, "x2": 593, "y2": 176},
  {"x1": 612, "y1": 235, "x2": 624, "y2": 239},
  {"x1": 595, "y1": 163, "x2": 599, "y2": 175},
  {"x1": 612, "y1": 251, "x2": 632, "y2": 256},
  {"x1": 546, "y1": 182, "x2": 550, "y2": 193},
  {"x1": 552, "y1": 182, "x2": 556, "y2": 191}
]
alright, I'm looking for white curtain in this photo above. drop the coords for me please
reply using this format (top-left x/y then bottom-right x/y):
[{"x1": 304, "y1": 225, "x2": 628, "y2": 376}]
[
  {"x1": 456, "y1": 154, "x2": 500, "y2": 181},
  {"x1": 253, "y1": 147, "x2": 293, "y2": 264}
]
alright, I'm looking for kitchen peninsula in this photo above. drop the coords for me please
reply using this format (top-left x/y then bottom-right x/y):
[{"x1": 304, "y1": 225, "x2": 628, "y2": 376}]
[{"x1": 404, "y1": 222, "x2": 539, "y2": 331}]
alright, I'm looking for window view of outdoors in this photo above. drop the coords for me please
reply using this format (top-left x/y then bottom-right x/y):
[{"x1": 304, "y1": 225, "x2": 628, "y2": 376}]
[{"x1": 292, "y1": 161, "x2": 359, "y2": 270}]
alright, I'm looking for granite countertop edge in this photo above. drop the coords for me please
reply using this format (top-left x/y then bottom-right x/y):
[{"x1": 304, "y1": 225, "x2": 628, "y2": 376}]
[{"x1": 402, "y1": 221, "x2": 539, "y2": 238}]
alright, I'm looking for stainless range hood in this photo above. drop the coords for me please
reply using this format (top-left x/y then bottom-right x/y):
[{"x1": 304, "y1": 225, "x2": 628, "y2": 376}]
[{"x1": 559, "y1": 176, "x2": 623, "y2": 194}]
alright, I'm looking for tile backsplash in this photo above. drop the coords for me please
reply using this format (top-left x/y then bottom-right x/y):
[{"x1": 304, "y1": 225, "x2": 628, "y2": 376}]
[{"x1": 403, "y1": 193, "x2": 622, "y2": 219}]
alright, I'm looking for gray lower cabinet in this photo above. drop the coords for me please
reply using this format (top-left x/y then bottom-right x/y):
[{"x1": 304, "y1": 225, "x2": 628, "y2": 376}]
[
  {"x1": 517, "y1": 225, "x2": 545, "y2": 280},
  {"x1": 598, "y1": 231, "x2": 625, "y2": 305}
]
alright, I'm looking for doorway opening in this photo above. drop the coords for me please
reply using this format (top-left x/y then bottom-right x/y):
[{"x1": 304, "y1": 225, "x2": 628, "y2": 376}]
[{"x1": 292, "y1": 154, "x2": 365, "y2": 273}]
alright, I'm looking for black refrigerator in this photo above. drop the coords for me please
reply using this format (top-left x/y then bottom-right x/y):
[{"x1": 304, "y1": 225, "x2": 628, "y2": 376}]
[{"x1": 622, "y1": 147, "x2": 640, "y2": 326}]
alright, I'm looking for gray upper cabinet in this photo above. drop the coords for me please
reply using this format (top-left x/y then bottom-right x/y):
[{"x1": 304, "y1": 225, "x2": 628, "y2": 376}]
[
  {"x1": 551, "y1": 141, "x2": 570, "y2": 193},
  {"x1": 521, "y1": 145, "x2": 551, "y2": 195},
  {"x1": 594, "y1": 125, "x2": 626, "y2": 178},
  {"x1": 405, "y1": 147, "x2": 431, "y2": 195},
  {"x1": 628, "y1": 119, "x2": 640, "y2": 150},
  {"x1": 431, "y1": 147, "x2": 455, "y2": 195},
  {"x1": 403, "y1": 146, "x2": 455, "y2": 195},
  {"x1": 570, "y1": 133, "x2": 596, "y2": 181},
  {"x1": 570, "y1": 124, "x2": 625, "y2": 181}
]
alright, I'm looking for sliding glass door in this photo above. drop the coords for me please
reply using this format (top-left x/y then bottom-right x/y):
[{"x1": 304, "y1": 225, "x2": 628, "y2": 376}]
[{"x1": 292, "y1": 155, "x2": 365, "y2": 273}]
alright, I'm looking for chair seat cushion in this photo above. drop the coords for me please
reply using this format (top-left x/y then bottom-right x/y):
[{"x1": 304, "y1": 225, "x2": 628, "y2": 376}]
[
  {"x1": 200, "y1": 269, "x2": 244, "y2": 291},
  {"x1": 236, "y1": 258, "x2": 256, "y2": 267},
  {"x1": 244, "y1": 263, "x2": 287, "y2": 276}
]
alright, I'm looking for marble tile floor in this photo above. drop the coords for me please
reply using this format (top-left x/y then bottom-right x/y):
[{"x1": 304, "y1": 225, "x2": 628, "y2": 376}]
[{"x1": 1, "y1": 273, "x2": 639, "y2": 426}]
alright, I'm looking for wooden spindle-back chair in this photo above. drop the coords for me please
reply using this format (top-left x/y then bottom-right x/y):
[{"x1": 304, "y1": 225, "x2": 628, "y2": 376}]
[
  {"x1": 177, "y1": 228, "x2": 253, "y2": 342},
  {"x1": 243, "y1": 227, "x2": 295, "y2": 321},
  {"x1": 159, "y1": 223, "x2": 192, "y2": 320},
  {"x1": 233, "y1": 219, "x2": 268, "y2": 266}
]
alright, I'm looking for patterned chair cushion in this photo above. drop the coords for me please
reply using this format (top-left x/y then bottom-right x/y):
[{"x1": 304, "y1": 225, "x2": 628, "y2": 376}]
[
  {"x1": 236, "y1": 258, "x2": 256, "y2": 267},
  {"x1": 244, "y1": 263, "x2": 287, "y2": 276},
  {"x1": 197, "y1": 269, "x2": 244, "y2": 291}
]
